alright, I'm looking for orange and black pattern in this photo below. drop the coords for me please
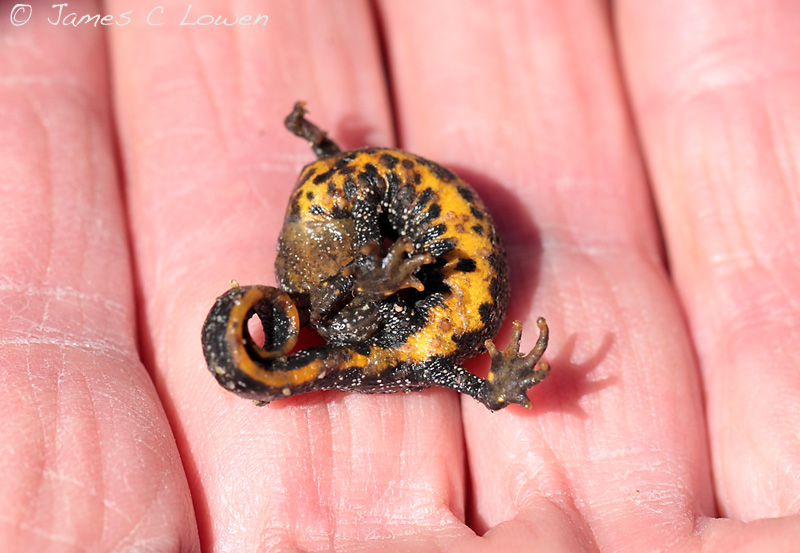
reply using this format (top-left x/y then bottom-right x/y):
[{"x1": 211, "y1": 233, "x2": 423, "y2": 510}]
[{"x1": 201, "y1": 103, "x2": 550, "y2": 411}]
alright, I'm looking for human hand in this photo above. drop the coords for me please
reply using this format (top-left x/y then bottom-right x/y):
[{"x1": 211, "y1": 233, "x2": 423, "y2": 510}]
[{"x1": 2, "y1": 1, "x2": 799, "y2": 551}]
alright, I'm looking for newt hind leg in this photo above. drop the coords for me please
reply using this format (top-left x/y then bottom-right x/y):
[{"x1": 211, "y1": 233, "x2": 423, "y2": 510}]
[
  {"x1": 422, "y1": 318, "x2": 550, "y2": 411},
  {"x1": 483, "y1": 318, "x2": 550, "y2": 410}
]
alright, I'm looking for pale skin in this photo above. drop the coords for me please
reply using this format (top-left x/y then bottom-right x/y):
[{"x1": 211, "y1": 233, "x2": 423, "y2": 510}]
[{"x1": 1, "y1": 0, "x2": 800, "y2": 551}]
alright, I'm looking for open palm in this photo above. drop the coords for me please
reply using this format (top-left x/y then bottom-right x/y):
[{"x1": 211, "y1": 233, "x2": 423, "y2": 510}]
[{"x1": 2, "y1": 1, "x2": 799, "y2": 551}]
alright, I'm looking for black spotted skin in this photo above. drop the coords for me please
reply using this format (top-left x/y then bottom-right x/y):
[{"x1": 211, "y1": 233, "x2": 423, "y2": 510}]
[{"x1": 201, "y1": 102, "x2": 550, "y2": 411}]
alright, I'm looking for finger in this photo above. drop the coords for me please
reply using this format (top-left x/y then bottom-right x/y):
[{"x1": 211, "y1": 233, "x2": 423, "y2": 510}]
[
  {"x1": 0, "y1": 2, "x2": 194, "y2": 550},
  {"x1": 618, "y1": 0, "x2": 800, "y2": 519},
  {"x1": 107, "y1": 1, "x2": 483, "y2": 550},
  {"x1": 378, "y1": 0, "x2": 714, "y2": 549}
]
